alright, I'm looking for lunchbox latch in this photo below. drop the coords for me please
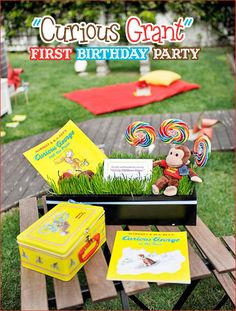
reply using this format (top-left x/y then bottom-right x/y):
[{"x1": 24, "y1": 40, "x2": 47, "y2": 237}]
[{"x1": 84, "y1": 228, "x2": 89, "y2": 242}]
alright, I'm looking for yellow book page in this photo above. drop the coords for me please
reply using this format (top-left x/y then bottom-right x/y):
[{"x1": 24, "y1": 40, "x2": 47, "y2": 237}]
[
  {"x1": 107, "y1": 231, "x2": 190, "y2": 284},
  {"x1": 23, "y1": 120, "x2": 107, "y2": 185}
]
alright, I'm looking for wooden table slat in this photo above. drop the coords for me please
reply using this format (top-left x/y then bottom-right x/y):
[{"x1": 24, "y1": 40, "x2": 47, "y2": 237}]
[
  {"x1": 138, "y1": 115, "x2": 153, "y2": 123},
  {"x1": 106, "y1": 225, "x2": 150, "y2": 295},
  {"x1": 53, "y1": 277, "x2": 84, "y2": 309},
  {"x1": 213, "y1": 270, "x2": 236, "y2": 304},
  {"x1": 22, "y1": 176, "x2": 47, "y2": 199},
  {"x1": 79, "y1": 119, "x2": 92, "y2": 134},
  {"x1": 186, "y1": 217, "x2": 235, "y2": 273},
  {"x1": 202, "y1": 111, "x2": 221, "y2": 151},
  {"x1": 3, "y1": 157, "x2": 31, "y2": 197},
  {"x1": 93, "y1": 117, "x2": 113, "y2": 147},
  {"x1": 2, "y1": 130, "x2": 52, "y2": 205},
  {"x1": 220, "y1": 112, "x2": 235, "y2": 148},
  {"x1": 4, "y1": 131, "x2": 49, "y2": 180},
  {"x1": 180, "y1": 112, "x2": 194, "y2": 151},
  {"x1": 181, "y1": 112, "x2": 193, "y2": 128},
  {"x1": 208, "y1": 111, "x2": 232, "y2": 151},
  {"x1": 151, "y1": 113, "x2": 161, "y2": 155},
  {"x1": 19, "y1": 197, "x2": 48, "y2": 310},
  {"x1": 3, "y1": 166, "x2": 40, "y2": 206},
  {"x1": 217, "y1": 110, "x2": 233, "y2": 150},
  {"x1": 114, "y1": 116, "x2": 134, "y2": 153},
  {"x1": 189, "y1": 111, "x2": 199, "y2": 131},
  {"x1": 156, "y1": 225, "x2": 211, "y2": 280},
  {"x1": 83, "y1": 248, "x2": 117, "y2": 302},
  {"x1": 230, "y1": 270, "x2": 236, "y2": 282},
  {"x1": 82, "y1": 119, "x2": 104, "y2": 142},
  {"x1": 41, "y1": 196, "x2": 84, "y2": 309},
  {"x1": 226, "y1": 110, "x2": 235, "y2": 145},
  {"x1": 104, "y1": 117, "x2": 124, "y2": 155},
  {"x1": 222, "y1": 236, "x2": 236, "y2": 256}
]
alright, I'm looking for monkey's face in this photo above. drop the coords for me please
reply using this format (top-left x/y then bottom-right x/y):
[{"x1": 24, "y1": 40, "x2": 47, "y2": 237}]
[
  {"x1": 66, "y1": 151, "x2": 74, "y2": 158},
  {"x1": 166, "y1": 147, "x2": 185, "y2": 168},
  {"x1": 65, "y1": 157, "x2": 73, "y2": 164}
]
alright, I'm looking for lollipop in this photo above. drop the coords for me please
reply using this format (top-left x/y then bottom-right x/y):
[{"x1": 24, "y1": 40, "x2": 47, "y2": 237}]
[
  {"x1": 125, "y1": 121, "x2": 156, "y2": 147},
  {"x1": 158, "y1": 119, "x2": 189, "y2": 145},
  {"x1": 193, "y1": 135, "x2": 211, "y2": 167}
]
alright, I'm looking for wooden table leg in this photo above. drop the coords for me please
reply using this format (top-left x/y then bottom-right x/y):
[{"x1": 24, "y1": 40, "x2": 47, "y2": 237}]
[{"x1": 120, "y1": 290, "x2": 130, "y2": 310}]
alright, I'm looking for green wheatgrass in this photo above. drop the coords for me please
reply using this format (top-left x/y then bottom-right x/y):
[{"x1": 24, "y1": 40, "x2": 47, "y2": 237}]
[{"x1": 49, "y1": 152, "x2": 196, "y2": 195}]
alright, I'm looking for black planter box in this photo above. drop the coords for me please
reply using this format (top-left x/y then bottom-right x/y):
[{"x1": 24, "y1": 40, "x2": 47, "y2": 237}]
[{"x1": 46, "y1": 190, "x2": 197, "y2": 226}]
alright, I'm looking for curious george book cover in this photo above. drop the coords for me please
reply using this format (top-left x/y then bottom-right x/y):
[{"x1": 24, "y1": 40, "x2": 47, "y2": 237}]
[
  {"x1": 23, "y1": 120, "x2": 107, "y2": 185},
  {"x1": 107, "y1": 231, "x2": 190, "y2": 284}
]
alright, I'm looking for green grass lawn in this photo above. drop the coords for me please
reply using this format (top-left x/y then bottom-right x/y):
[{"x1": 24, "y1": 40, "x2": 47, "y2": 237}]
[
  {"x1": 2, "y1": 152, "x2": 235, "y2": 310},
  {"x1": 1, "y1": 47, "x2": 234, "y2": 143}
]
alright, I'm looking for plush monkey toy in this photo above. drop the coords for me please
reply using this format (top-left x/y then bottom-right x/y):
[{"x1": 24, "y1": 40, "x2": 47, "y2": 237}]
[{"x1": 152, "y1": 145, "x2": 202, "y2": 196}]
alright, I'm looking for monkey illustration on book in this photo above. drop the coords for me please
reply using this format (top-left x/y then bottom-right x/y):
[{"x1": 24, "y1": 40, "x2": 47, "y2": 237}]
[{"x1": 138, "y1": 254, "x2": 156, "y2": 266}]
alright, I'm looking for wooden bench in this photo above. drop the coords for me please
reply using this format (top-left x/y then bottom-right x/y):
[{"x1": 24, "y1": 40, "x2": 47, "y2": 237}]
[
  {"x1": 212, "y1": 236, "x2": 235, "y2": 309},
  {"x1": 19, "y1": 197, "x2": 234, "y2": 310}
]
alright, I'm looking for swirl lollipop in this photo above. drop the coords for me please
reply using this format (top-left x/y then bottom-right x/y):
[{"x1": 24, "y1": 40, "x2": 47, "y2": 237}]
[
  {"x1": 158, "y1": 119, "x2": 189, "y2": 145},
  {"x1": 125, "y1": 121, "x2": 156, "y2": 147},
  {"x1": 193, "y1": 135, "x2": 211, "y2": 167}
]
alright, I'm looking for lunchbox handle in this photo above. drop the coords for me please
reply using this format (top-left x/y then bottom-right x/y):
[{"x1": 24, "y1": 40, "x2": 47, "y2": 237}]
[{"x1": 78, "y1": 233, "x2": 100, "y2": 263}]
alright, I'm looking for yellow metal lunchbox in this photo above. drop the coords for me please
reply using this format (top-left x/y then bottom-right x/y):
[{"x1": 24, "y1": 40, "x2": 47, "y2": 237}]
[{"x1": 17, "y1": 202, "x2": 106, "y2": 281}]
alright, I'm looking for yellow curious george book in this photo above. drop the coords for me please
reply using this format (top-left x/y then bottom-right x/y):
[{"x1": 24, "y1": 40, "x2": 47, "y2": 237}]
[
  {"x1": 24, "y1": 120, "x2": 107, "y2": 186},
  {"x1": 107, "y1": 231, "x2": 190, "y2": 284}
]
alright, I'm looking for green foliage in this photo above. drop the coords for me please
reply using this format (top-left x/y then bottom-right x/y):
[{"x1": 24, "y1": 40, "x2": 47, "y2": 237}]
[
  {"x1": 49, "y1": 152, "x2": 195, "y2": 196},
  {"x1": 3, "y1": 0, "x2": 234, "y2": 42},
  {"x1": 2, "y1": 0, "x2": 160, "y2": 40},
  {"x1": 2, "y1": 0, "x2": 101, "y2": 40},
  {"x1": 167, "y1": 0, "x2": 234, "y2": 39},
  {"x1": 2, "y1": 209, "x2": 21, "y2": 310},
  {"x1": 178, "y1": 176, "x2": 194, "y2": 195}
]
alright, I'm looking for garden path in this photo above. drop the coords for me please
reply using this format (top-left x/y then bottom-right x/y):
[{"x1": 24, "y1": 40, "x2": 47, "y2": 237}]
[{"x1": 1, "y1": 109, "x2": 234, "y2": 211}]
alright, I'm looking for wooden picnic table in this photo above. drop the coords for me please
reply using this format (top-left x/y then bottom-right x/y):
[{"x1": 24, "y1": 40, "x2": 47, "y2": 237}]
[{"x1": 19, "y1": 196, "x2": 235, "y2": 310}]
